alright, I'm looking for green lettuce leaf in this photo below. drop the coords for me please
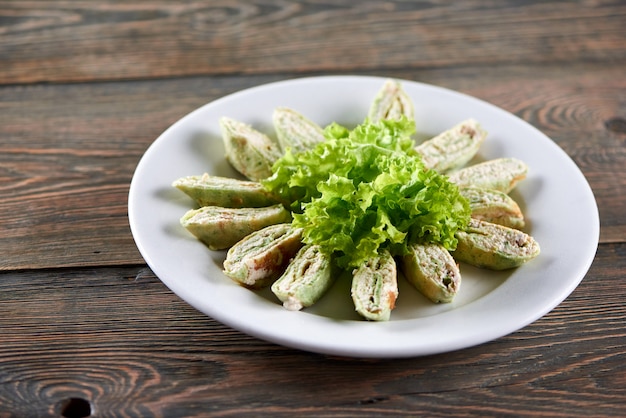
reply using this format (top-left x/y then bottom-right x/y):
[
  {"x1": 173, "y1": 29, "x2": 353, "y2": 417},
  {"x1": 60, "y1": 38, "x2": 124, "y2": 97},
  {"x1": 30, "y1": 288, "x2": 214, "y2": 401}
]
[{"x1": 262, "y1": 117, "x2": 470, "y2": 268}]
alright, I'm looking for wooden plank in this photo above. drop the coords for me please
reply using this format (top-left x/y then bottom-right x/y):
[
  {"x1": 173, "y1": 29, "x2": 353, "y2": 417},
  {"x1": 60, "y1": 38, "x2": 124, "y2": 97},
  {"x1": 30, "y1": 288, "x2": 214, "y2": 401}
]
[
  {"x1": 0, "y1": 1, "x2": 624, "y2": 84},
  {"x1": 1, "y1": 63, "x2": 623, "y2": 270},
  {"x1": 0, "y1": 243, "x2": 624, "y2": 416}
]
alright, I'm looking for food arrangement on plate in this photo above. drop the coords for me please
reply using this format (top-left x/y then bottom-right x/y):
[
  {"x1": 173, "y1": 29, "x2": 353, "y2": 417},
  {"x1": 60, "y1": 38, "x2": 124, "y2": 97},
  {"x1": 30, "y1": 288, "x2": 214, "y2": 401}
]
[{"x1": 172, "y1": 79, "x2": 540, "y2": 321}]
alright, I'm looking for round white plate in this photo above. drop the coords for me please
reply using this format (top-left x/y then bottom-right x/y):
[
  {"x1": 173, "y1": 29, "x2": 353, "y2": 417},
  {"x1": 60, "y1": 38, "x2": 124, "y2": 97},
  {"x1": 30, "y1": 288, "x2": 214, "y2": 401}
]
[{"x1": 128, "y1": 76, "x2": 599, "y2": 358}]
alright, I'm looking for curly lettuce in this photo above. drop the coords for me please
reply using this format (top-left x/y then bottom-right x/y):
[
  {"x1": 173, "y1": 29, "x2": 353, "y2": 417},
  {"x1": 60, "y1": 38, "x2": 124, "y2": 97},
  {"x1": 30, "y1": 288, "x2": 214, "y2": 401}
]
[{"x1": 262, "y1": 117, "x2": 470, "y2": 268}]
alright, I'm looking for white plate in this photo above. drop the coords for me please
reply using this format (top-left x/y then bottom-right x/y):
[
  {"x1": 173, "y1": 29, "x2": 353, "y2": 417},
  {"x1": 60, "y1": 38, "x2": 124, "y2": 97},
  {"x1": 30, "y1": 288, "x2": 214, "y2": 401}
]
[{"x1": 128, "y1": 76, "x2": 599, "y2": 358}]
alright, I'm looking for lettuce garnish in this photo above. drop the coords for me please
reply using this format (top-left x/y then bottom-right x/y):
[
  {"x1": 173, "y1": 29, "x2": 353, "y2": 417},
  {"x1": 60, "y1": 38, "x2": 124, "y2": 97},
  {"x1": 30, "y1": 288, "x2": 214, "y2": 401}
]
[{"x1": 262, "y1": 117, "x2": 470, "y2": 268}]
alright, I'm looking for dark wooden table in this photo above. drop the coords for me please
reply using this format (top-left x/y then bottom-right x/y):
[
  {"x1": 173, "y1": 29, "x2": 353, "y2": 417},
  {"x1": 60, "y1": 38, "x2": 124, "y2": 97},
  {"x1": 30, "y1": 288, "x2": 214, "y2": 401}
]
[{"x1": 1, "y1": 1, "x2": 625, "y2": 417}]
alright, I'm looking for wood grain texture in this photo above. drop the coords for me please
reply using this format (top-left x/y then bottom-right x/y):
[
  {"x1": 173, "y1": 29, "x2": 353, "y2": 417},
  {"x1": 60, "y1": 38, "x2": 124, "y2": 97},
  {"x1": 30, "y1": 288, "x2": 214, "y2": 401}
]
[
  {"x1": 1, "y1": 63, "x2": 624, "y2": 270},
  {"x1": 0, "y1": 0, "x2": 624, "y2": 84},
  {"x1": 0, "y1": 243, "x2": 624, "y2": 417}
]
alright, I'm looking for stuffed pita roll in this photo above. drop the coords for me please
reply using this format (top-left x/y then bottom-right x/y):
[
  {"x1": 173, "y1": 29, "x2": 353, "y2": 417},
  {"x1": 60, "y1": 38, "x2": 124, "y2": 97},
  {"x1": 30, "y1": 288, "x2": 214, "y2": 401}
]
[
  {"x1": 180, "y1": 204, "x2": 292, "y2": 250},
  {"x1": 400, "y1": 243, "x2": 461, "y2": 303},
  {"x1": 271, "y1": 244, "x2": 335, "y2": 310},
  {"x1": 220, "y1": 117, "x2": 282, "y2": 181},
  {"x1": 173, "y1": 174, "x2": 280, "y2": 208},
  {"x1": 448, "y1": 158, "x2": 528, "y2": 193},
  {"x1": 368, "y1": 79, "x2": 414, "y2": 123},
  {"x1": 415, "y1": 119, "x2": 487, "y2": 173},
  {"x1": 460, "y1": 187, "x2": 525, "y2": 229},
  {"x1": 351, "y1": 250, "x2": 398, "y2": 321},
  {"x1": 453, "y1": 219, "x2": 540, "y2": 270},
  {"x1": 273, "y1": 107, "x2": 326, "y2": 154},
  {"x1": 223, "y1": 224, "x2": 303, "y2": 289}
]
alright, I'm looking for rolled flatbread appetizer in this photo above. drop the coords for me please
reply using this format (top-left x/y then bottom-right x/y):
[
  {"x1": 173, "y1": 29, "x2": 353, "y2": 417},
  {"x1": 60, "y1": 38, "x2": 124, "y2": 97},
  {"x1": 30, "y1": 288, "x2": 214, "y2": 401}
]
[
  {"x1": 460, "y1": 187, "x2": 525, "y2": 229},
  {"x1": 368, "y1": 79, "x2": 414, "y2": 123},
  {"x1": 415, "y1": 119, "x2": 487, "y2": 173},
  {"x1": 351, "y1": 250, "x2": 398, "y2": 321},
  {"x1": 220, "y1": 116, "x2": 282, "y2": 181},
  {"x1": 400, "y1": 243, "x2": 461, "y2": 303},
  {"x1": 452, "y1": 219, "x2": 540, "y2": 270},
  {"x1": 448, "y1": 157, "x2": 528, "y2": 193},
  {"x1": 223, "y1": 224, "x2": 303, "y2": 289},
  {"x1": 180, "y1": 204, "x2": 292, "y2": 250},
  {"x1": 173, "y1": 173, "x2": 280, "y2": 208},
  {"x1": 273, "y1": 107, "x2": 326, "y2": 154},
  {"x1": 271, "y1": 244, "x2": 335, "y2": 310}
]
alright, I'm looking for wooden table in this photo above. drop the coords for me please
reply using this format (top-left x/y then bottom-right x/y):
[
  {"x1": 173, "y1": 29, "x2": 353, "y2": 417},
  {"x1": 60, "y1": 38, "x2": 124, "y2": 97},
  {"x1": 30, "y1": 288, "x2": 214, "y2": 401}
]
[{"x1": 1, "y1": 1, "x2": 624, "y2": 416}]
